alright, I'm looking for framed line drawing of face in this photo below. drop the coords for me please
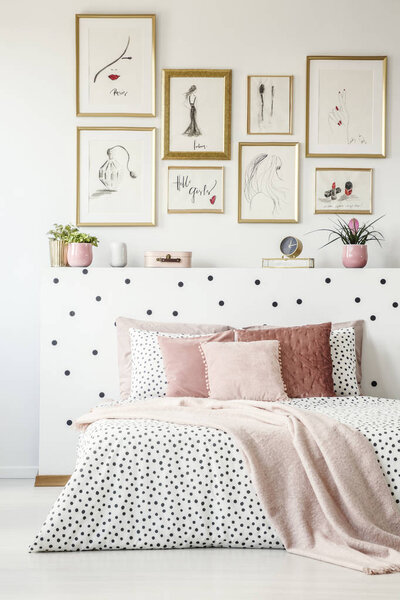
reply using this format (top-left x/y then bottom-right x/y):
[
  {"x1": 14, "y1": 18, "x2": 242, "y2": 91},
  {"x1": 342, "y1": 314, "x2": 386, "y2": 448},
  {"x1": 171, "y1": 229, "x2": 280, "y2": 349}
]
[
  {"x1": 247, "y1": 75, "x2": 293, "y2": 134},
  {"x1": 315, "y1": 168, "x2": 373, "y2": 215},
  {"x1": 238, "y1": 142, "x2": 299, "y2": 223},
  {"x1": 162, "y1": 69, "x2": 232, "y2": 160},
  {"x1": 306, "y1": 56, "x2": 387, "y2": 158},
  {"x1": 77, "y1": 127, "x2": 156, "y2": 227},
  {"x1": 76, "y1": 14, "x2": 155, "y2": 117},
  {"x1": 167, "y1": 167, "x2": 224, "y2": 213}
]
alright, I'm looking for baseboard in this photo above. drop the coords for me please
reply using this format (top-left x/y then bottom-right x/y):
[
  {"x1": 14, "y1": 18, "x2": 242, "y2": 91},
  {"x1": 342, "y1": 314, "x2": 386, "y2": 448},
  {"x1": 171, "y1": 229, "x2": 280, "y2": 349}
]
[
  {"x1": 0, "y1": 466, "x2": 38, "y2": 479},
  {"x1": 34, "y1": 475, "x2": 70, "y2": 487}
]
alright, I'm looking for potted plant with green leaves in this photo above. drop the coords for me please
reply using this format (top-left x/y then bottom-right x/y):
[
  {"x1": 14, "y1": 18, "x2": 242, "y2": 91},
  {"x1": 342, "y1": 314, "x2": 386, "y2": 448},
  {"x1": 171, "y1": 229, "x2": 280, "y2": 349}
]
[
  {"x1": 311, "y1": 216, "x2": 384, "y2": 268},
  {"x1": 66, "y1": 229, "x2": 99, "y2": 267},
  {"x1": 47, "y1": 223, "x2": 79, "y2": 267}
]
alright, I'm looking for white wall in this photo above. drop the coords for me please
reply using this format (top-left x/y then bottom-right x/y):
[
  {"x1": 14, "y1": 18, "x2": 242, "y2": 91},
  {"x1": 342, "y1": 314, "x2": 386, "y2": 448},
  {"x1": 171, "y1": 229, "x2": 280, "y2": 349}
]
[{"x1": 1, "y1": 0, "x2": 399, "y2": 475}]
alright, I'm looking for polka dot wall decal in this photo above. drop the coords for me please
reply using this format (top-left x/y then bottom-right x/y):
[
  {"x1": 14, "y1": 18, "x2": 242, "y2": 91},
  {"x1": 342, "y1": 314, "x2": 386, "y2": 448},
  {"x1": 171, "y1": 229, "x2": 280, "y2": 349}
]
[
  {"x1": 272, "y1": 301, "x2": 278, "y2": 307},
  {"x1": 355, "y1": 297, "x2": 361, "y2": 303},
  {"x1": 125, "y1": 279, "x2": 131, "y2": 285},
  {"x1": 325, "y1": 277, "x2": 331, "y2": 284},
  {"x1": 92, "y1": 350, "x2": 98, "y2": 356},
  {"x1": 69, "y1": 311, "x2": 75, "y2": 317},
  {"x1": 172, "y1": 311, "x2": 179, "y2": 317},
  {"x1": 178, "y1": 281, "x2": 184, "y2": 287},
  {"x1": 99, "y1": 392, "x2": 105, "y2": 398},
  {"x1": 255, "y1": 279, "x2": 261, "y2": 286},
  {"x1": 51, "y1": 340, "x2": 57, "y2": 346},
  {"x1": 380, "y1": 278, "x2": 386, "y2": 285},
  {"x1": 66, "y1": 419, "x2": 72, "y2": 426},
  {"x1": 393, "y1": 302, "x2": 399, "y2": 308},
  {"x1": 371, "y1": 381, "x2": 378, "y2": 387},
  {"x1": 219, "y1": 300, "x2": 225, "y2": 306},
  {"x1": 370, "y1": 315, "x2": 376, "y2": 321},
  {"x1": 146, "y1": 310, "x2": 152, "y2": 316},
  {"x1": 95, "y1": 296, "x2": 102, "y2": 302},
  {"x1": 82, "y1": 269, "x2": 88, "y2": 275},
  {"x1": 64, "y1": 370, "x2": 70, "y2": 376},
  {"x1": 207, "y1": 275, "x2": 214, "y2": 281},
  {"x1": 296, "y1": 299, "x2": 302, "y2": 305},
  {"x1": 53, "y1": 278, "x2": 59, "y2": 284}
]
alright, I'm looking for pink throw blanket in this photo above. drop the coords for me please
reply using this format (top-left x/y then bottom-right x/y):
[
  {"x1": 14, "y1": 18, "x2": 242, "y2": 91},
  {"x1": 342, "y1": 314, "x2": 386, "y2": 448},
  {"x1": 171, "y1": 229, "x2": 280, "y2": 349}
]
[{"x1": 75, "y1": 397, "x2": 400, "y2": 575}]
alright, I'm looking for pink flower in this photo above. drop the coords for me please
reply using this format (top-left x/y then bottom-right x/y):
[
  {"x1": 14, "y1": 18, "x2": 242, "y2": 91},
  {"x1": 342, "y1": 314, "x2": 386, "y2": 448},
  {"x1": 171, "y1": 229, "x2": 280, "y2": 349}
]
[{"x1": 348, "y1": 218, "x2": 359, "y2": 233}]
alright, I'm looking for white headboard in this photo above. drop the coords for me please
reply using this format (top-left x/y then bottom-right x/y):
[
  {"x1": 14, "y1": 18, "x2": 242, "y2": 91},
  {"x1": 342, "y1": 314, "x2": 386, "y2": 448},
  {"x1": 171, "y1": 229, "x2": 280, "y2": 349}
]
[{"x1": 40, "y1": 267, "x2": 400, "y2": 474}]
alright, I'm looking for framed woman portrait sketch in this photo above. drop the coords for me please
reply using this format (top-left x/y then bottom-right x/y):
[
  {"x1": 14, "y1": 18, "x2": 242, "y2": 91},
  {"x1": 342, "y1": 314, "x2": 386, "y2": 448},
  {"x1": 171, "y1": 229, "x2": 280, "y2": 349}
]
[
  {"x1": 247, "y1": 75, "x2": 293, "y2": 134},
  {"x1": 306, "y1": 56, "x2": 387, "y2": 157},
  {"x1": 238, "y1": 142, "x2": 299, "y2": 223},
  {"x1": 76, "y1": 14, "x2": 155, "y2": 117},
  {"x1": 315, "y1": 168, "x2": 373, "y2": 215},
  {"x1": 162, "y1": 69, "x2": 232, "y2": 160},
  {"x1": 76, "y1": 127, "x2": 156, "y2": 227}
]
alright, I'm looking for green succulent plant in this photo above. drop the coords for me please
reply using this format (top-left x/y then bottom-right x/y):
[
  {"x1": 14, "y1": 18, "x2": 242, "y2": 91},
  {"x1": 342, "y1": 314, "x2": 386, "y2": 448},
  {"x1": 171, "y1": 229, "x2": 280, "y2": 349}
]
[
  {"x1": 47, "y1": 223, "x2": 99, "y2": 247},
  {"x1": 310, "y1": 216, "x2": 384, "y2": 248}
]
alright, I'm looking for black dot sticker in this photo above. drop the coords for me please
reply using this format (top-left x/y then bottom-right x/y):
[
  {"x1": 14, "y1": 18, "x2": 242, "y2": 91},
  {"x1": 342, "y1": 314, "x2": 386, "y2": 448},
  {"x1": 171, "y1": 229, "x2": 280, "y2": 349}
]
[
  {"x1": 355, "y1": 297, "x2": 361, "y2": 303},
  {"x1": 272, "y1": 301, "x2": 278, "y2": 308},
  {"x1": 296, "y1": 299, "x2": 303, "y2": 305},
  {"x1": 146, "y1": 310, "x2": 152, "y2": 316},
  {"x1": 82, "y1": 269, "x2": 88, "y2": 275},
  {"x1": 125, "y1": 279, "x2": 131, "y2": 285},
  {"x1": 255, "y1": 279, "x2": 260, "y2": 286},
  {"x1": 51, "y1": 340, "x2": 57, "y2": 346},
  {"x1": 370, "y1": 315, "x2": 376, "y2": 321},
  {"x1": 172, "y1": 311, "x2": 178, "y2": 317},
  {"x1": 325, "y1": 278, "x2": 331, "y2": 284},
  {"x1": 178, "y1": 281, "x2": 184, "y2": 287},
  {"x1": 96, "y1": 296, "x2": 101, "y2": 302},
  {"x1": 99, "y1": 392, "x2": 105, "y2": 398},
  {"x1": 64, "y1": 370, "x2": 70, "y2": 376},
  {"x1": 114, "y1": 321, "x2": 117, "y2": 327},
  {"x1": 380, "y1": 278, "x2": 386, "y2": 285},
  {"x1": 92, "y1": 350, "x2": 98, "y2": 356},
  {"x1": 69, "y1": 311, "x2": 75, "y2": 317},
  {"x1": 219, "y1": 300, "x2": 225, "y2": 307},
  {"x1": 53, "y1": 278, "x2": 59, "y2": 284},
  {"x1": 66, "y1": 419, "x2": 72, "y2": 426},
  {"x1": 393, "y1": 302, "x2": 399, "y2": 308},
  {"x1": 207, "y1": 275, "x2": 214, "y2": 281},
  {"x1": 371, "y1": 380, "x2": 377, "y2": 387}
]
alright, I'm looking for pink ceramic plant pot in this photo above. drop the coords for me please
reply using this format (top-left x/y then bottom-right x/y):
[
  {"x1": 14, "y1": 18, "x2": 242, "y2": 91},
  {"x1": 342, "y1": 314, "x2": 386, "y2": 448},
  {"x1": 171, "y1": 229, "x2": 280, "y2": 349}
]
[
  {"x1": 342, "y1": 244, "x2": 368, "y2": 268},
  {"x1": 67, "y1": 243, "x2": 93, "y2": 267}
]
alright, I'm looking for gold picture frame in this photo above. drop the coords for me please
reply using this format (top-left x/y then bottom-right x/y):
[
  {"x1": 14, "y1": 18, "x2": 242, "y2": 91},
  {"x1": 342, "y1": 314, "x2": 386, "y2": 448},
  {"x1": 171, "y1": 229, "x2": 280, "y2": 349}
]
[
  {"x1": 247, "y1": 75, "x2": 293, "y2": 135},
  {"x1": 162, "y1": 69, "x2": 232, "y2": 160},
  {"x1": 76, "y1": 14, "x2": 156, "y2": 117},
  {"x1": 306, "y1": 56, "x2": 387, "y2": 158},
  {"x1": 238, "y1": 142, "x2": 299, "y2": 223},
  {"x1": 314, "y1": 167, "x2": 373, "y2": 215},
  {"x1": 167, "y1": 166, "x2": 224, "y2": 213},
  {"x1": 76, "y1": 127, "x2": 156, "y2": 227}
]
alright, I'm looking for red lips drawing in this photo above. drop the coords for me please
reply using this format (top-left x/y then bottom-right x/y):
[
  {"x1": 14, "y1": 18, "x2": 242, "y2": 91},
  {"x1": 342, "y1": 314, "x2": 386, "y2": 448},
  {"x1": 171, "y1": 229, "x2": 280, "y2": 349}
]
[
  {"x1": 210, "y1": 196, "x2": 216, "y2": 205},
  {"x1": 108, "y1": 74, "x2": 120, "y2": 81}
]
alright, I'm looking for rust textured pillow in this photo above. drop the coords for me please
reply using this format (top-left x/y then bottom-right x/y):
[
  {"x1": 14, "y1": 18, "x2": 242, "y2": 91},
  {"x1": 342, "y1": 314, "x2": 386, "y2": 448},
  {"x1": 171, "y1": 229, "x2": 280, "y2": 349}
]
[{"x1": 237, "y1": 322, "x2": 335, "y2": 398}]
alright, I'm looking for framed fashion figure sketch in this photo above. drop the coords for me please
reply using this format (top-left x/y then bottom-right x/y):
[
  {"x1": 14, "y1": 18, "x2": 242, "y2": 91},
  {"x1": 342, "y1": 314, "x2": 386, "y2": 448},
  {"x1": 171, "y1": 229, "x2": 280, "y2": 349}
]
[
  {"x1": 162, "y1": 69, "x2": 232, "y2": 159},
  {"x1": 76, "y1": 14, "x2": 156, "y2": 116},
  {"x1": 247, "y1": 75, "x2": 293, "y2": 134},
  {"x1": 306, "y1": 56, "x2": 387, "y2": 157},
  {"x1": 238, "y1": 142, "x2": 299, "y2": 223}
]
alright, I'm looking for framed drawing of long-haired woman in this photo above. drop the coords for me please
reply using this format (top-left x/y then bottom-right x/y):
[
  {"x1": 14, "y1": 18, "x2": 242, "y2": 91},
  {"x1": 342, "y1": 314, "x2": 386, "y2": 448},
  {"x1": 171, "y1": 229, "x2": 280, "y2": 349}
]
[
  {"x1": 76, "y1": 14, "x2": 155, "y2": 117},
  {"x1": 162, "y1": 69, "x2": 232, "y2": 159}
]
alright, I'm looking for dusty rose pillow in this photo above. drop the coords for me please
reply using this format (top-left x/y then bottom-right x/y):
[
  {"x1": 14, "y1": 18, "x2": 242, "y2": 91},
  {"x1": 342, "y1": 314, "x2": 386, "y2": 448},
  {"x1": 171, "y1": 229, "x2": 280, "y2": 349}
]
[
  {"x1": 158, "y1": 331, "x2": 234, "y2": 397},
  {"x1": 237, "y1": 322, "x2": 335, "y2": 398},
  {"x1": 200, "y1": 340, "x2": 288, "y2": 402}
]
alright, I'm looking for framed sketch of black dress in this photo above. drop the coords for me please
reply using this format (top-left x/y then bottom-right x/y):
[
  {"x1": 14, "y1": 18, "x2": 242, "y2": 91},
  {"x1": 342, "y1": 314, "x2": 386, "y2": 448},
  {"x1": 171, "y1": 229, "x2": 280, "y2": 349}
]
[{"x1": 162, "y1": 69, "x2": 232, "y2": 160}]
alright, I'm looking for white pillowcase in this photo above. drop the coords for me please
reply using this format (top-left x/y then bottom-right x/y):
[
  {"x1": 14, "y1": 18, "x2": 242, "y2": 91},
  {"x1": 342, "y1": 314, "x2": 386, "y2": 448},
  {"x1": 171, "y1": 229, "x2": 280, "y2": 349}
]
[{"x1": 330, "y1": 327, "x2": 359, "y2": 397}]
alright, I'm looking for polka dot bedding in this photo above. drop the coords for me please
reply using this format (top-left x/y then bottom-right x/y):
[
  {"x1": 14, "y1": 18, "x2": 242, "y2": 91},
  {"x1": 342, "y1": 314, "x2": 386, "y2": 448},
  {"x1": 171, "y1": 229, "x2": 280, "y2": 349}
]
[{"x1": 30, "y1": 395, "x2": 400, "y2": 553}]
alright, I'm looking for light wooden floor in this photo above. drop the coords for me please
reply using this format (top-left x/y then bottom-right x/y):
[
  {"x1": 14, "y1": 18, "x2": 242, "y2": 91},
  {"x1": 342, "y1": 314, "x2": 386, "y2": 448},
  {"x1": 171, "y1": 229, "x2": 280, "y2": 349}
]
[{"x1": 1, "y1": 479, "x2": 399, "y2": 600}]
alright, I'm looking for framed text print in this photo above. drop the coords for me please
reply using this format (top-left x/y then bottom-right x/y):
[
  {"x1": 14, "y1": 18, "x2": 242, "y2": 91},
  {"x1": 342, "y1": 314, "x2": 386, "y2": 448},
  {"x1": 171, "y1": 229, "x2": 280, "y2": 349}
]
[
  {"x1": 306, "y1": 56, "x2": 387, "y2": 157},
  {"x1": 168, "y1": 167, "x2": 224, "y2": 213},
  {"x1": 76, "y1": 14, "x2": 155, "y2": 116},
  {"x1": 238, "y1": 142, "x2": 299, "y2": 223},
  {"x1": 247, "y1": 75, "x2": 293, "y2": 134},
  {"x1": 76, "y1": 127, "x2": 156, "y2": 227},
  {"x1": 315, "y1": 168, "x2": 373, "y2": 215},
  {"x1": 162, "y1": 69, "x2": 232, "y2": 160}
]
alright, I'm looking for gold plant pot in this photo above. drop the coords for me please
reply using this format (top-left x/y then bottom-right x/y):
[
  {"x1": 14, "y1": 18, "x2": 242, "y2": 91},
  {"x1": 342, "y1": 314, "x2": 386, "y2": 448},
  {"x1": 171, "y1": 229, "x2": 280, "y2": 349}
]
[{"x1": 49, "y1": 240, "x2": 68, "y2": 267}]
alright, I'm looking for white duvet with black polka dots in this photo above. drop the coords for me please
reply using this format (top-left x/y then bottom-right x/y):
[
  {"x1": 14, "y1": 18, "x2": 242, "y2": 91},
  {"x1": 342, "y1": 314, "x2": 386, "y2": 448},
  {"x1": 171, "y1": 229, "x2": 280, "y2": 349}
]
[{"x1": 30, "y1": 396, "x2": 400, "y2": 552}]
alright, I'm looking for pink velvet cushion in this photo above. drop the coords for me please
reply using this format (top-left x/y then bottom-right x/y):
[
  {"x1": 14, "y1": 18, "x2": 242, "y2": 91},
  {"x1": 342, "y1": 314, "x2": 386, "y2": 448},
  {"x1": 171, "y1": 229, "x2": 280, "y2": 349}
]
[
  {"x1": 201, "y1": 340, "x2": 288, "y2": 402},
  {"x1": 158, "y1": 331, "x2": 234, "y2": 397}
]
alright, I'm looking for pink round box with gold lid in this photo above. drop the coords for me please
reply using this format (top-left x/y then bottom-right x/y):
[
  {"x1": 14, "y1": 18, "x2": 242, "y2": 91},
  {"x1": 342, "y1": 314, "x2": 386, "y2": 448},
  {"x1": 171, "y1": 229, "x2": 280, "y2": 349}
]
[{"x1": 144, "y1": 251, "x2": 192, "y2": 268}]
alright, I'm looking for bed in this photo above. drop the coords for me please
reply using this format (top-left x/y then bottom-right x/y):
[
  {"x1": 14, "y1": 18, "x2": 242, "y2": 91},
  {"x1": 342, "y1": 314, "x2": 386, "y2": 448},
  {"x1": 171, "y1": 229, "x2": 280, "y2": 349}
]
[{"x1": 30, "y1": 395, "x2": 400, "y2": 553}]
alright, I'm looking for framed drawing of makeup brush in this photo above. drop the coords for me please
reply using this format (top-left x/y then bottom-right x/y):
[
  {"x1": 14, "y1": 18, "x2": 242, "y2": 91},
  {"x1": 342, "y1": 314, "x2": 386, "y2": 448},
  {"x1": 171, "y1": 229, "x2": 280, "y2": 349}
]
[
  {"x1": 247, "y1": 75, "x2": 293, "y2": 135},
  {"x1": 76, "y1": 14, "x2": 155, "y2": 117}
]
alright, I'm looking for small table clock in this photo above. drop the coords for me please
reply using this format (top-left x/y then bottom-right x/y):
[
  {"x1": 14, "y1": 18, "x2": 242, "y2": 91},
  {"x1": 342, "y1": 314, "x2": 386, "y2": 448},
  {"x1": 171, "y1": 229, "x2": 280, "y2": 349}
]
[
  {"x1": 280, "y1": 236, "x2": 303, "y2": 259},
  {"x1": 262, "y1": 236, "x2": 314, "y2": 268}
]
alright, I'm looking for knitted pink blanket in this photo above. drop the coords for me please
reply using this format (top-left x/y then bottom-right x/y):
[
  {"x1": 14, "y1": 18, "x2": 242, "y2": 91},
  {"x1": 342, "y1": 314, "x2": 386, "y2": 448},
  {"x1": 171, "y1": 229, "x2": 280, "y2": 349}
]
[{"x1": 75, "y1": 397, "x2": 400, "y2": 575}]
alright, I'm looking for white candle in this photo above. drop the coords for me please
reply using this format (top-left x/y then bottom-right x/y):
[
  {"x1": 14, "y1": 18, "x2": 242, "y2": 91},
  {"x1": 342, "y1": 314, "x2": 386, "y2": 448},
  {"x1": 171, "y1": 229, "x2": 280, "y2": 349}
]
[{"x1": 110, "y1": 242, "x2": 127, "y2": 267}]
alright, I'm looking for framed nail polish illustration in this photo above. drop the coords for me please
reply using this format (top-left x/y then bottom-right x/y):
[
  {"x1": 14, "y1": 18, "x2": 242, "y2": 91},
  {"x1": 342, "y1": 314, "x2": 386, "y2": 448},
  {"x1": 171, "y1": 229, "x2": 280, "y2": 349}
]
[
  {"x1": 247, "y1": 76, "x2": 293, "y2": 134},
  {"x1": 167, "y1": 166, "x2": 224, "y2": 213},
  {"x1": 315, "y1": 168, "x2": 373, "y2": 215},
  {"x1": 306, "y1": 56, "x2": 387, "y2": 158},
  {"x1": 76, "y1": 14, "x2": 155, "y2": 116},
  {"x1": 76, "y1": 127, "x2": 156, "y2": 227},
  {"x1": 162, "y1": 69, "x2": 232, "y2": 160}
]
